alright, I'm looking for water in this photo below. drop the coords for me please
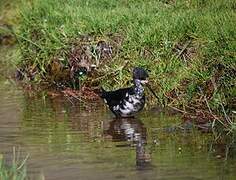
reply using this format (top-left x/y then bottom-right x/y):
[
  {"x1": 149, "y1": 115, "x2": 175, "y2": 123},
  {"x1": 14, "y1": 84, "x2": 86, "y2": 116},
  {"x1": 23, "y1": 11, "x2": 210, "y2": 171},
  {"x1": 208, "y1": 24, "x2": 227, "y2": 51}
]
[{"x1": 0, "y1": 50, "x2": 236, "y2": 180}]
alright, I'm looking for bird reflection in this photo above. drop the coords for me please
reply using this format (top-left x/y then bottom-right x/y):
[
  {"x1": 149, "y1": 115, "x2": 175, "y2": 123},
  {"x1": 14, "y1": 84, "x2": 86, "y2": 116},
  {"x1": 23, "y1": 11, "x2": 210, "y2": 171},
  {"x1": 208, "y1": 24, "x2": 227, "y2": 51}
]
[{"x1": 104, "y1": 118, "x2": 152, "y2": 169}]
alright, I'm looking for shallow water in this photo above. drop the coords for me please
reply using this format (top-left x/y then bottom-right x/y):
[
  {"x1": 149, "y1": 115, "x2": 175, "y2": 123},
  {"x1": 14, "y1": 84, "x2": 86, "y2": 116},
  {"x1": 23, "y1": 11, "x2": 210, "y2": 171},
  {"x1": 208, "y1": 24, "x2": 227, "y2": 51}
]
[{"x1": 0, "y1": 51, "x2": 236, "y2": 180}]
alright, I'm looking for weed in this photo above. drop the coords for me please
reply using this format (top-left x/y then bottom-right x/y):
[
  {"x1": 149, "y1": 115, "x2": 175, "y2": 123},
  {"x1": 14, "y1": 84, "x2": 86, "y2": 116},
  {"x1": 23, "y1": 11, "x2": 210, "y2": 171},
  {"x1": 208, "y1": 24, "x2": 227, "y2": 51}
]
[{"x1": 0, "y1": 148, "x2": 28, "y2": 180}]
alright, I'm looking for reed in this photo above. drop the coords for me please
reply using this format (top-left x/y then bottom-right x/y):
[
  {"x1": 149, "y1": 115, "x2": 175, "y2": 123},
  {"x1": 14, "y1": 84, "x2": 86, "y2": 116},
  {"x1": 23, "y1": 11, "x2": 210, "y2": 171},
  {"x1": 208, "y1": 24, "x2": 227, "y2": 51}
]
[{"x1": 0, "y1": 148, "x2": 29, "y2": 180}]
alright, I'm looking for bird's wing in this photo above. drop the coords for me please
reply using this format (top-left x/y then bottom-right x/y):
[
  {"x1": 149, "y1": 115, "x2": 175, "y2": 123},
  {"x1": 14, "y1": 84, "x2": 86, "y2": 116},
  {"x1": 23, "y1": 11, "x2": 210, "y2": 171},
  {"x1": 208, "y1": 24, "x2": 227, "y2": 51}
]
[{"x1": 101, "y1": 87, "x2": 134, "y2": 106}]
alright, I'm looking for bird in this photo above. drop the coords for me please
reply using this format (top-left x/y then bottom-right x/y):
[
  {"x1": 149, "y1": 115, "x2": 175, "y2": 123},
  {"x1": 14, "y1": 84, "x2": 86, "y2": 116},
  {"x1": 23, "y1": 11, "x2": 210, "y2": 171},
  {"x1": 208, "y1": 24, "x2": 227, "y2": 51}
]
[{"x1": 100, "y1": 67, "x2": 149, "y2": 118}]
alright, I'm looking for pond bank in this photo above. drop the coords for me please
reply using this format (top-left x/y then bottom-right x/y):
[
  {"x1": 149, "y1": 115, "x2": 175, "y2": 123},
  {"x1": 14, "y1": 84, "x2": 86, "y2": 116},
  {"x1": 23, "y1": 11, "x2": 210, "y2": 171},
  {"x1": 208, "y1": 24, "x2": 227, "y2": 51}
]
[
  {"x1": 0, "y1": 60, "x2": 236, "y2": 179},
  {"x1": 1, "y1": 1, "x2": 236, "y2": 137},
  {"x1": 1, "y1": 1, "x2": 236, "y2": 179},
  {"x1": 1, "y1": 27, "x2": 236, "y2": 179}
]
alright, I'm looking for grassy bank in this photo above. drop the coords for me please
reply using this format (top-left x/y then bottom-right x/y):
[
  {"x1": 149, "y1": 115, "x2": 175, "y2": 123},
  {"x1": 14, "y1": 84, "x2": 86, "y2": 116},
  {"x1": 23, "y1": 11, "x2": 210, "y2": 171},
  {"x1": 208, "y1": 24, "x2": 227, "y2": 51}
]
[
  {"x1": 13, "y1": 0, "x2": 236, "y2": 129},
  {"x1": 0, "y1": 0, "x2": 19, "y2": 44}
]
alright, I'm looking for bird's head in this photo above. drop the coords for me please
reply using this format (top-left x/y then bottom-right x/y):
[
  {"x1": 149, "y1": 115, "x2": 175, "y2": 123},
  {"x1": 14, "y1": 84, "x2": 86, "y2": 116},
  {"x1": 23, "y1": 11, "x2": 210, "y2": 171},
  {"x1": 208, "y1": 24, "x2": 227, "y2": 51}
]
[{"x1": 133, "y1": 67, "x2": 149, "y2": 85}]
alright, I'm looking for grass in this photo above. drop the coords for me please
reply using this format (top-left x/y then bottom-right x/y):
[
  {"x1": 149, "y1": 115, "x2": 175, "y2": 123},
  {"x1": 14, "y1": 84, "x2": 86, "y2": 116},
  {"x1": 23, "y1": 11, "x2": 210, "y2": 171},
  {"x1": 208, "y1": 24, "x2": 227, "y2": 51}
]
[
  {"x1": 0, "y1": 148, "x2": 28, "y2": 180},
  {"x1": 0, "y1": 0, "x2": 20, "y2": 33},
  {"x1": 9, "y1": 0, "x2": 236, "y2": 131}
]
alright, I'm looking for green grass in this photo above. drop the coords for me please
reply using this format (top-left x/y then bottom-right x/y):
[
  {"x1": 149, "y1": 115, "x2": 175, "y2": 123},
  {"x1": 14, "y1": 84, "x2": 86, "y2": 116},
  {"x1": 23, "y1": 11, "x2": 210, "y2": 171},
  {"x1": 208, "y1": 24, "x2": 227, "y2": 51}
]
[
  {"x1": 0, "y1": 149, "x2": 28, "y2": 180},
  {"x1": 0, "y1": 0, "x2": 20, "y2": 46},
  {"x1": 13, "y1": 0, "x2": 236, "y2": 129}
]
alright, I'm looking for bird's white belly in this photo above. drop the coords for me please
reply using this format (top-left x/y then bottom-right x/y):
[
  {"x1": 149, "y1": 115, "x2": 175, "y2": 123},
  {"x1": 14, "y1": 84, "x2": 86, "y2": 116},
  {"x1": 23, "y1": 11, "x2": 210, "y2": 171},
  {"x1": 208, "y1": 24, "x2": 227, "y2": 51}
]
[{"x1": 115, "y1": 95, "x2": 144, "y2": 117}]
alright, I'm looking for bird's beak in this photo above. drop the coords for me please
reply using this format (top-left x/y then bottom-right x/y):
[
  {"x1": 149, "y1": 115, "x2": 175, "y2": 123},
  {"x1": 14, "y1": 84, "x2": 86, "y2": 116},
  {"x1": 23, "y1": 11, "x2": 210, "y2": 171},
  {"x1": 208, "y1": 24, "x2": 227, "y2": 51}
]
[{"x1": 141, "y1": 80, "x2": 149, "y2": 84}]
